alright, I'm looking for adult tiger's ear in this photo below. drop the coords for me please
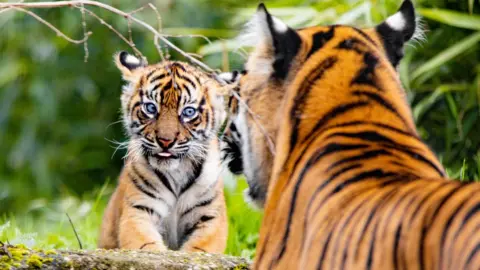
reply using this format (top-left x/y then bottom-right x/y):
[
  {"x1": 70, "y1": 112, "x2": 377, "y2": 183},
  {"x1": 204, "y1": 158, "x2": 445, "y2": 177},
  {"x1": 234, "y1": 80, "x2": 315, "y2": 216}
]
[
  {"x1": 114, "y1": 51, "x2": 147, "y2": 81},
  {"x1": 241, "y1": 3, "x2": 301, "y2": 79},
  {"x1": 376, "y1": 0, "x2": 418, "y2": 66}
]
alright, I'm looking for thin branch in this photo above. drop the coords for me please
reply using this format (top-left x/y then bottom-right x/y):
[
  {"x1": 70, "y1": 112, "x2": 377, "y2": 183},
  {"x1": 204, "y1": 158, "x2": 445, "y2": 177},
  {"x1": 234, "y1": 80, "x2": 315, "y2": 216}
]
[
  {"x1": 66, "y1": 213, "x2": 83, "y2": 250},
  {"x1": 79, "y1": 3, "x2": 89, "y2": 62},
  {"x1": 12, "y1": 7, "x2": 91, "y2": 44},
  {"x1": 230, "y1": 90, "x2": 276, "y2": 155},
  {"x1": 0, "y1": 1, "x2": 213, "y2": 71},
  {"x1": 80, "y1": 7, "x2": 144, "y2": 59},
  {"x1": 0, "y1": 7, "x2": 13, "y2": 15},
  {"x1": 0, "y1": 0, "x2": 276, "y2": 155}
]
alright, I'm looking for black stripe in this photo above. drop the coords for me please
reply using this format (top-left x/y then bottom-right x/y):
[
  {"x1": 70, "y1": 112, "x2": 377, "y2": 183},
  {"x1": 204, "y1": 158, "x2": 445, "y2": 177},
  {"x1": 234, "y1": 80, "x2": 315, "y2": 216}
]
[
  {"x1": 283, "y1": 119, "x2": 420, "y2": 181},
  {"x1": 350, "y1": 52, "x2": 378, "y2": 88},
  {"x1": 366, "y1": 222, "x2": 379, "y2": 270},
  {"x1": 301, "y1": 101, "x2": 370, "y2": 145},
  {"x1": 146, "y1": 70, "x2": 156, "y2": 80},
  {"x1": 154, "y1": 169, "x2": 175, "y2": 196},
  {"x1": 177, "y1": 74, "x2": 196, "y2": 96},
  {"x1": 289, "y1": 57, "x2": 338, "y2": 152},
  {"x1": 180, "y1": 159, "x2": 205, "y2": 195},
  {"x1": 384, "y1": 144, "x2": 445, "y2": 177},
  {"x1": 465, "y1": 243, "x2": 480, "y2": 267},
  {"x1": 326, "y1": 149, "x2": 392, "y2": 172},
  {"x1": 180, "y1": 215, "x2": 216, "y2": 247},
  {"x1": 335, "y1": 37, "x2": 367, "y2": 54},
  {"x1": 393, "y1": 193, "x2": 421, "y2": 269},
  {"x1": 193, "y1": 246, "x2": 207, "y2": 252},
  {"x1": 161, "y1": 80, "x2": 173, "y2": 92},
  {"x1": 408, "y1": 183, "x2": 451, "y2": 226},
  {"x1": 316, "y1": 231, "x2": 333, "y2": 270},
  {"x1": 332, "y1": 169, "x2": 396, "y2": 194},
  {"x1": 180, "y1": 195, "x2": 216, "y2": 219},
  {"x1": 302, "y1": 163, "x2": 363, "y2": 250},
  {"x1": 307, "y1": 27, "x2": 335, "y2": 58},
  {"x1": 336, "y1": 194, "x2": 372, "y2": 270},
  {"x1": 129, "y1": 172, "x2": 157, "y2": 199},
  {"x1": 419, "y1": 184, "x2": 464, "y2": 270},
  {"x1": 132, "y1": 165, "x2": 160, "y2": 193},
  {"x1": 132, "y1": 204, "x2": 157, "y2": 216},
  {"x1": 439, "y1": 191, "x2": 475, "y2": 270},
  {"x1": 277, "y1": 144, "x2": 368, "y2": 261},
  {"x1": 354, "y1": 189, "x2": 396, "y2": 259},
  {"x1": 352, "y1": 27, "x2": 376, "y2": 45},
  {"x1": 393, "y1": 224, "x2": 402, "y2": 269},
  {"x1": 352, "y1": 90, "x2": 411, "y2": 129}
]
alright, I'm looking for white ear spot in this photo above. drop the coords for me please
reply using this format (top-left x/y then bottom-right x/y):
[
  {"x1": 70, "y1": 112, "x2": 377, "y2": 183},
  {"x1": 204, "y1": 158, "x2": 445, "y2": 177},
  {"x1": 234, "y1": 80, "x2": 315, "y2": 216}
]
[
  {"x1": 272, "y1": 16, "x2": 288, "y2": 33},
  {"x1": 125, "y1": 54, "x2": 141, "y2": 66},
  {"x1": 386, "y1": 12, "x2": 406, "y2": 31}
]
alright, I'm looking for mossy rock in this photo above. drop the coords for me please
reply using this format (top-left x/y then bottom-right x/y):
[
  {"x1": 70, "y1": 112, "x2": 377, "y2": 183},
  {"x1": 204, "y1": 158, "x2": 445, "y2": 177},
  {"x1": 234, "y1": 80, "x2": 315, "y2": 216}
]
[{"x1": 0, "y1": 244, "x2": 251, "y2": 269}]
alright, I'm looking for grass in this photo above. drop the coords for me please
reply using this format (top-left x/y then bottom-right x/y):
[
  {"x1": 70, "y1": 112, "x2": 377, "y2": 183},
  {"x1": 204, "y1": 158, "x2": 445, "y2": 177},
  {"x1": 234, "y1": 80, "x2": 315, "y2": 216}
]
[{"x1": 0, "y1": 177, "x2": 262, "y2": 259}]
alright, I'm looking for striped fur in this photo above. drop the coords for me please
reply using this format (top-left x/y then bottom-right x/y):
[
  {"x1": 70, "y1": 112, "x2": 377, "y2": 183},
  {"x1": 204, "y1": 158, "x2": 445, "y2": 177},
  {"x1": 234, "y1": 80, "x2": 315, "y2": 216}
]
[
  {"x1": 226, "y1": 1, "x2": 480, "y2": 269},
  {"x1": 98, "y1": 52, "x2": 232, "y2": 253}
]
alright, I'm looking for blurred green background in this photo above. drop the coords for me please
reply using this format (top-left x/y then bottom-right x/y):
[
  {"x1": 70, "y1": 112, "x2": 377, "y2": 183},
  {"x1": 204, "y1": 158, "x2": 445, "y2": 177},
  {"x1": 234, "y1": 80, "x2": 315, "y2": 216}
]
[{"x1": 0, "y1": 0, "x2": 479, "y2": 258}]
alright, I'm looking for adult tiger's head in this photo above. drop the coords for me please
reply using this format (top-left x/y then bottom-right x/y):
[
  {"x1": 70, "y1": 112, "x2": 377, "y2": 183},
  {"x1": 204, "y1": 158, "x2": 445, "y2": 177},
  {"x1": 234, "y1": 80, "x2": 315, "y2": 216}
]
[
  {"x1": 229, "y1": 0, "x2": 421, "y2": 207},
  {"x1": 115, "y1": 52, "x2": 228, "y2": 170}
]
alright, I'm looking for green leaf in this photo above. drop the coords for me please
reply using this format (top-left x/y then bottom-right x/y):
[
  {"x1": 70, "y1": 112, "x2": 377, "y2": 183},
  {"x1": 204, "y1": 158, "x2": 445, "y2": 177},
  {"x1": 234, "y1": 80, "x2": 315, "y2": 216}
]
[
  {"x1": 412, "y1": 31, "x2": 480, "y2": 81},
  {"x1": 419, "y1": 8, "x2": 480, "y2": 30}
]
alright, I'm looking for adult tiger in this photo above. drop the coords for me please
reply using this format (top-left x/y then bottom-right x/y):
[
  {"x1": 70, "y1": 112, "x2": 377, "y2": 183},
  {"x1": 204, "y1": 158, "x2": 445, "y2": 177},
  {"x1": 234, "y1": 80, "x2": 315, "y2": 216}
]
[
  {"x1": 227, "y1": 1, "x2": 480, "y2": 269},
  {"x1": 98, "y1": 52, "x2": 233, "y2": 253}
]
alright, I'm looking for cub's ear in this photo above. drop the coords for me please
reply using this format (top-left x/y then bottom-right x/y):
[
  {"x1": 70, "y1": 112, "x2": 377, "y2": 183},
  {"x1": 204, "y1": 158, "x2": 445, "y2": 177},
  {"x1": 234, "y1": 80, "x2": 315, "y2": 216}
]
[
  {"x1": 376, "y1": 0, "x2": 417, "y2": 66},
  {"x1": 242, "y1": 3, "x2": 301, "y2": 79},
  {"x1": 114, "y1": 51, "x2": 147, "y2": 81},
  {"x1": 216, "y1": 70, "x2": 244, "y2": 85}
]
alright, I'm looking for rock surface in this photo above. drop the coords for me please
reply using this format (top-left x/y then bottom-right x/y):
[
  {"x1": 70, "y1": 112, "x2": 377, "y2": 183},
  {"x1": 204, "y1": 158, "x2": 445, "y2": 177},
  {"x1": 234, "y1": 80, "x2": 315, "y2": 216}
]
[{"x1": 0, "y1": 244, "x2": 251, "y2": 269}]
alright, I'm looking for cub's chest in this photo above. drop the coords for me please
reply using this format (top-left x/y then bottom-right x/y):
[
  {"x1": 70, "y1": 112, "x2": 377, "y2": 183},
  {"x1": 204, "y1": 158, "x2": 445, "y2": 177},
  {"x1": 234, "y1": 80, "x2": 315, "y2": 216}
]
[{"x1": 155, "y1": 187, "x2": 216, "y2": 250}]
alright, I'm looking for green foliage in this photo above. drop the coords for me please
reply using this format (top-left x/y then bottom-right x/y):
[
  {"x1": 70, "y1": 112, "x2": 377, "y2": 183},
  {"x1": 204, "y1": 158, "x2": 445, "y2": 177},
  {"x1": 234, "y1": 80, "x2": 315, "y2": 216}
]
[{"x1": 0, "y1": 179, "x2": 262, "y2": 258}]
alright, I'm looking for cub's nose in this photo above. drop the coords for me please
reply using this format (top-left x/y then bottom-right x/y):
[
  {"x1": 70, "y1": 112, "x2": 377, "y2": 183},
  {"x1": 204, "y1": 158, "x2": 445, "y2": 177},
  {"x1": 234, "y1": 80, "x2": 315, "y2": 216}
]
[{"x1": 157, "y1": 137, "x2": 175, "y2": 149}]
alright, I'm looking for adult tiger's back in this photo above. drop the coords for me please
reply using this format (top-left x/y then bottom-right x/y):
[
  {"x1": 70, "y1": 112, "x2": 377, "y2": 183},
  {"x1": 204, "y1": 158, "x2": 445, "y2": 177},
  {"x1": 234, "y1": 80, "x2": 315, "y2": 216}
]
[{"x1": 228, "y1": 1, "x2": 480, "y2": 269}]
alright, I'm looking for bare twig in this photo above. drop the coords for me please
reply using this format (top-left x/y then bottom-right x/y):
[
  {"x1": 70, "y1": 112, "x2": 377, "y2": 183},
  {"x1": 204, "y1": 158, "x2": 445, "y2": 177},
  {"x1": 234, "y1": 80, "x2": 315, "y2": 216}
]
[
  {"x1": 0, "y1": 1, "x2": 213, "y2": 71},
  {"x1": 79, "y1": 3, "x2": 89, "y2": 62},
  {"x1": 0, "y1": 0, "x2": 276, "y2": 155},
  {"x1": 12, "y1": 7, "x2": 91, "y2": 44},
  {"x1": 66, "y1": 213, "x2": 83, "y2": 250},
  {"x1": 0, "y1": 240, "x2": 12, "y2": 259},
  {"x1": 231, "y1": 90, "x2": 276, "y2": 154},
  {"x1": 79, "y1": 7, "x2": 144, "y2": 59}
]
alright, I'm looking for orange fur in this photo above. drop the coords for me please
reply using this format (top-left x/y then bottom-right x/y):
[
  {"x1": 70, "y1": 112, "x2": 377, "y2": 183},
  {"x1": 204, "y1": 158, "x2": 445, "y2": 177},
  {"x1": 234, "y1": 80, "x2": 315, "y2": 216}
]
[
  {"x1": 226, "y1": 2, "x2": 480, "y2": 269},
  {"x1": 98, "y1": 53, "x2": 230, "y2": 253}
]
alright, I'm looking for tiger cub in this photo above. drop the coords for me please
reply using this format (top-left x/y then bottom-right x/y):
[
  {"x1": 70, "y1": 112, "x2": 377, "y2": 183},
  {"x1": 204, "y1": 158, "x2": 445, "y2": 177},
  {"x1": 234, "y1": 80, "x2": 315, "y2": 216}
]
[{"x1": 98, "y1": 52, "x2": 232, "y2": 253}]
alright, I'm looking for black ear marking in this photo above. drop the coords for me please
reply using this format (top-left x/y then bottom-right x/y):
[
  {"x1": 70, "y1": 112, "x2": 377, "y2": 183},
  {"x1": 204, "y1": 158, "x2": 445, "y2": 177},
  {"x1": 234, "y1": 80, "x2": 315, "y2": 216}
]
[
  {"x1": 119, "y1": 51, "x2": 144, "y2": 71},
  {"x1": 375, "y1": 0, "x2": 416, "y2": 66},
  {"x1": 257, "y1": 3, "x2": 301, "y2": 79}
]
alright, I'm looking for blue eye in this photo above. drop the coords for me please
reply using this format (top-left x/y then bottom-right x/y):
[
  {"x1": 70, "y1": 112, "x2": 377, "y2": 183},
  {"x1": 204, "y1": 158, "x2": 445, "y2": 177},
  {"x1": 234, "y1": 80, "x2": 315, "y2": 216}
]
[
  {"x1": 144, "y1": 103, "x2": 157, "y2": 115},
  {"x1": 182, "y1": 107, "x2": 197, "y2": 118}
]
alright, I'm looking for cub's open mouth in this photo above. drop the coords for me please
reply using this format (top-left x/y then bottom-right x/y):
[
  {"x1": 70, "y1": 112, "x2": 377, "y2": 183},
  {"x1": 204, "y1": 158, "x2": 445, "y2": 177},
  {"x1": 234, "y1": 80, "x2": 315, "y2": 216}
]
[
  {"x1": 154, "y1": 152, "x2": 180, "y2": 159},
  {"x1": 157, "y1": 152, "x2": 172, "y2": 157}
]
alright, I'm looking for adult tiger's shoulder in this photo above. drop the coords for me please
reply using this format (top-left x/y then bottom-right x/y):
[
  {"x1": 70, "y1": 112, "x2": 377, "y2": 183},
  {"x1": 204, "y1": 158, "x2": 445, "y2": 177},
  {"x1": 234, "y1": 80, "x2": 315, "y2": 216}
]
[
  {"x1": 99, "y1": 52, "x2": 237, "y2": 253},
  {"x1": 226, "y1": 1, "x2": 480, "y2": 269}
]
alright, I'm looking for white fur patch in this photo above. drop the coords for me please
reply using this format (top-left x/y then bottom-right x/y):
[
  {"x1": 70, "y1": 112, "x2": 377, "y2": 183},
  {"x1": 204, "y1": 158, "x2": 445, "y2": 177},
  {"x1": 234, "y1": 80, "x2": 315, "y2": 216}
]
[
  {"x1": 217, "y1": 72, "x2": 236, "y2": 83},
  {"x1": 272, "y1": 16, "x2": 288, "y2": 33},
  {"x1": 125, "y1": 54, "x2": 141, "y2": 66},
  {"x1": 237, "y1": 8, "x2": 287, "y2": 48},
  {"x1": 386, "y1": 12, "x2": 406, "y2": 31}
]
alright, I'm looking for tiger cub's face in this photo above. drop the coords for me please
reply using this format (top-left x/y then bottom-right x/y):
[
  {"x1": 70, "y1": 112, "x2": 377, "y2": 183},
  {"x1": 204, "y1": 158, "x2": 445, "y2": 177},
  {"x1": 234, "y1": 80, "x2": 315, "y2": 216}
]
[
  {"x1": 116, "y1": 52, "x2": 226, "y2": 170},
  {"x1": 230, "y1": 1, "x2": 419, "y2": 207}
]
